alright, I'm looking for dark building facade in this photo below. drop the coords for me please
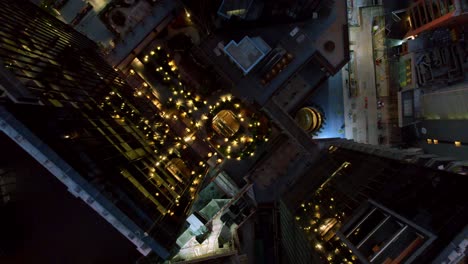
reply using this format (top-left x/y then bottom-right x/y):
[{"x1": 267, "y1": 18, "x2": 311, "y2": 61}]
[
  {"x1": 282, "y1": 140, "x2": 468, "y2": 263},
  {"x1": 0, "y1": 0, "x2": 205, "y2": 260}
]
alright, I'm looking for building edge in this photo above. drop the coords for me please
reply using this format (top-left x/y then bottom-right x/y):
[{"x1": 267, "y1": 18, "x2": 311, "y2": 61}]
[{"x1": 0, "y1": 106, "x2": 170, "y2": 260}]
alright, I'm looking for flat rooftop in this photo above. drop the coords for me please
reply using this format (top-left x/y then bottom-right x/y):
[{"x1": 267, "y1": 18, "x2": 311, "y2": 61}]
[{"x1": 224, "y1": 36, "x2": 270, "y2": 75}]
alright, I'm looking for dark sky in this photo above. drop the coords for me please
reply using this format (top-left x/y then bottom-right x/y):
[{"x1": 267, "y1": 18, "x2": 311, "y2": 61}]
[{"x1": 0, "y1": 133, "x2": 141, "y2": 264}]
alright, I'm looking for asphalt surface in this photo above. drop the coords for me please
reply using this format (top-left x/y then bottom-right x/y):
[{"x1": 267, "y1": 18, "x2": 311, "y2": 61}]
[{"x1": 344, "y1": 5, "x2": 383, "y2": 144}]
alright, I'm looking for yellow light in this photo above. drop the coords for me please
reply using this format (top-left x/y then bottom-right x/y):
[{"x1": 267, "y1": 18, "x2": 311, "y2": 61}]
[
  {"x1": 150, "y1": 51, "x2": 155, "y2": 55},
  {"x1": 427, "y1": 139, "x2": 433, "y2": 144},
  {"x1": 217, "y1": 158, "x2": 223, "y2": 163},
  {"x1": 236, "y1": 157, "x2": 241, "y2": 160},
  {"x1": 224, "y1": 138, "x2": 229, "y2": 142},
  {"x1": 433, "y1": 139, "x2": 439, "y2": 144},
  {"x1": 208, "y1": 152, "x2": 213, "y2": 157},
  {"x1": 455, "y1": 141, "x2": 462, "y2": 147},
  {"x1": 157, "y1": 46, "x2": 161, "y2": 50},
  {"x1": 156, "y1": 192, "x2": 159, "y2": 196},
  {"x1": 129, "y1": 69, "x2": 135, "y2": 74},
  {"x1": 143, "y1": 83, "x2": 148, "y2": 87}
]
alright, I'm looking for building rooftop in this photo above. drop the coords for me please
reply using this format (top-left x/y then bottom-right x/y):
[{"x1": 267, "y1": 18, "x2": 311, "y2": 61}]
[{"x1": 223, "y1": 36, "x2": 271, "y2": 75}]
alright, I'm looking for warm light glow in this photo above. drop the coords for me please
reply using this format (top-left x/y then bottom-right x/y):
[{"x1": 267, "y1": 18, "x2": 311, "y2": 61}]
[
  {"x1": 427, "y1": 139, "x2": 433, "y2": 144},
  {"x1": 455, "y1": 141, "x2": 462, "y2": 147},
  {"x1": 433, "y1": 139, "x2": 439, "y2": 144}
]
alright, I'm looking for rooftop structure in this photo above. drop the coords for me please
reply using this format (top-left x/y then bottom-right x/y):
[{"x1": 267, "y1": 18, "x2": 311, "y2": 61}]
[
  {"x1": 405, "y1": 0, "x2": 468, "y2": 39},
  {"x1": 223, "y1": 36, "x2": 271, "y2": 75},
  {"x1": 282, "y1": 139, "x2": 468, "y2": 263}
]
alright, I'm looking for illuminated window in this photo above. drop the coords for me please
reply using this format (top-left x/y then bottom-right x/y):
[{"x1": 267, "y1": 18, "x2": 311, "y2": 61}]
[
  {"x1": 433, "y1": 139, "x2": 438, "y2": 144},
  {"x1": 426, "y1": 139, "x2": 432, "y2": 144},
  {"x1": 455, "y1": 141, "x2": 461, "y2": 147}
]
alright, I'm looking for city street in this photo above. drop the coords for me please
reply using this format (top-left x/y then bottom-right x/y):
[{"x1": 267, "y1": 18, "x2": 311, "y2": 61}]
[{"x1": 343, "y1": 4, "x2": 384, "y2": 144}]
